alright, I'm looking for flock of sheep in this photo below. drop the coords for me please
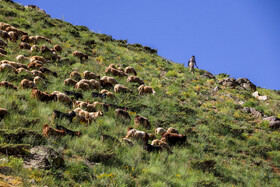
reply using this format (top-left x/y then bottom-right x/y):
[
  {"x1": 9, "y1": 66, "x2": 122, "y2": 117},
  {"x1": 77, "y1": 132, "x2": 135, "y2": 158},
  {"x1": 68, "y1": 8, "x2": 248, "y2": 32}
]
[{"x1": 0, "y1": 21, "x2": 188, "y2": 154}]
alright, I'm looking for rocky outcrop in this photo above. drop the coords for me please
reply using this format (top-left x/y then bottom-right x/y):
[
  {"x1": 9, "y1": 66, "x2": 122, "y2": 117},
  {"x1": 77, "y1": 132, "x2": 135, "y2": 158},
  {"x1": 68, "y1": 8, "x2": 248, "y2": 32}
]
[
  {"x1": 203, "y1": 71, "x2": 215, "y2": 79},
  {"x1": 242, "y1": 107, "x2": 263, "y2": 118},
  {"x1": 24, "y1": 146, "x2": 64, "y2": 169},
  {"x1": 263, "y1": 116, "x2": 280, "y2": 130},
  {"x1": 219, "y1": 77, "x2": 256, "y2": 91}
]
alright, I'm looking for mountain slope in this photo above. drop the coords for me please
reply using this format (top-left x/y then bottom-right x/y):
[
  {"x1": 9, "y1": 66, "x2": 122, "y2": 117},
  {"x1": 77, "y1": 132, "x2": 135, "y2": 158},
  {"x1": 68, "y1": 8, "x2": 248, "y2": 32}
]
[{"x1": 0, "y1": 1, "x2": 280, "y2": 186}]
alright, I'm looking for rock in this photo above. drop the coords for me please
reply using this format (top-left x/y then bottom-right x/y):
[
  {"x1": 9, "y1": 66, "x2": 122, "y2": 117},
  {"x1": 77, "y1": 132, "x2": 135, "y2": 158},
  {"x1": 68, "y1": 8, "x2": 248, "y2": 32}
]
[
  {"x1": 237, "y1": 78, "x2": 256, "y2": 91},
  {"x1": 252, "y1": 91, "x2": 268, "y2": 101},
  {"x1": 263, "y1": 116, "x2": 280, "y2": 130},
  {"x1": 24, "y1": 146, "x2": 64, "y2": 169},
  {"x1": 203, "y1": 71, "x2": 215, "y2": 79},
  {"x1": 218, "y1": 78, "x2": 238, "y2": 87},
  {"x1": 213, "y1": 86, "x2": 220, "y2": 92},
  {"x1": 242, "y1": 107, "x2": 263, "y2": 118}
]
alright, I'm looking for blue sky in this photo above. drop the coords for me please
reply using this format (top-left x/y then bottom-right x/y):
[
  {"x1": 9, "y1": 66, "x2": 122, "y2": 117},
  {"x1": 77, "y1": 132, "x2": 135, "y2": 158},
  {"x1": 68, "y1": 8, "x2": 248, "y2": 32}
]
[{"x1": 15, "y1": 0, "x2": 280, "y2": 90}]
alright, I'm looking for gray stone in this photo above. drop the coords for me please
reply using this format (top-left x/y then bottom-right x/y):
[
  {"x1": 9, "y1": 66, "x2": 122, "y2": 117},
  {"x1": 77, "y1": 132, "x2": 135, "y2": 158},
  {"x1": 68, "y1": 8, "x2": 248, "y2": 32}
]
[
  {"x1": 264, "y1": 116, "x2": 280, "y2": 130},
  {"x1": 24, "y1": 146, "x2": 64, "y2": 169}
]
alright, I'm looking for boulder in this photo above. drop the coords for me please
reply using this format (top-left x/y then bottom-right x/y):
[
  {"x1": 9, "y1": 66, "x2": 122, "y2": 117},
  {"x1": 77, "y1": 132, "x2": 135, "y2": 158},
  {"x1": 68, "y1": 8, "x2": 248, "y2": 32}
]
[
  {"x1": 263, "y1": 116, "x2": 280, "y2": 130},
  {"x1": 252, "y1": 91, "x2": 268, "y2": 101},
  {"x1": 237, "y1": 78, "x2": 256, "y2": 91},
  {"x1": 24, "y1": 146, "x2": 64, "y2": 169},
  {"x1": 242, "y1": 107, "x2": 263, "y2": 118},
  {"x1": 203, "y1": 71, "x2": 215, "y2": 79},
  {"x1": 218, "y1": 78, "x2": 238, "y2": 87}
]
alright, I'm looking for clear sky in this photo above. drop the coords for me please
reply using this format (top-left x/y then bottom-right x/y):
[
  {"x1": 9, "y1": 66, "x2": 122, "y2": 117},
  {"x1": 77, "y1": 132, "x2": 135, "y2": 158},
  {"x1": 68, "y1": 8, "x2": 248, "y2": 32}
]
[{"x1": 15, "y1": 0, "x2": 280, "y2": 90}]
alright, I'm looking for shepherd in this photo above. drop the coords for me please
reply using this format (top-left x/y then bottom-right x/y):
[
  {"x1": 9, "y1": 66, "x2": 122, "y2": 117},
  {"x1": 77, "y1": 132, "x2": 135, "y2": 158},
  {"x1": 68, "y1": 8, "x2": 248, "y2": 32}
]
[{"x1": 188, "y1": 55, "x2": 198, "y2": 74}]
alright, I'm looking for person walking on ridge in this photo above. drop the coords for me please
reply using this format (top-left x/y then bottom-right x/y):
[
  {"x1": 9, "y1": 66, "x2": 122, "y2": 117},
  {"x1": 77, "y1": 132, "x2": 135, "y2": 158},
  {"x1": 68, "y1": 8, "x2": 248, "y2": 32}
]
[{"x1": 188, "y1": 55, "x2": 198, "y2": 74}]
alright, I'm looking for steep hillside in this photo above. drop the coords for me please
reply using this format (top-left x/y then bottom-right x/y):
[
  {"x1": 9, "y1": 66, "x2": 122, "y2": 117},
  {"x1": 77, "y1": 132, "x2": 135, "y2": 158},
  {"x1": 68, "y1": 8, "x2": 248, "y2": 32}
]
[{"x1": 0, "y1": 1, "x2": 280, "y2": 186}]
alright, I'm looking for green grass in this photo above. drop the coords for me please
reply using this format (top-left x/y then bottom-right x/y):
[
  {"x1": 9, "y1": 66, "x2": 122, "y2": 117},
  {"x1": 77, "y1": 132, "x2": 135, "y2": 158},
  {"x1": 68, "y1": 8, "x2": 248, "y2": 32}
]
[{"x1": 0, "y1": 1, "x2": 280, "y2": 186}]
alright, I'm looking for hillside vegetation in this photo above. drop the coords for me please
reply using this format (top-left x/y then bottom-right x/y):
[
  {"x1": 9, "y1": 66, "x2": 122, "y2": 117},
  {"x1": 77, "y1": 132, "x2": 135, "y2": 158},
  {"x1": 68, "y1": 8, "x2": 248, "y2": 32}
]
[{"x1": 0, "y1": 1, "x2": 280, "y2": 186}]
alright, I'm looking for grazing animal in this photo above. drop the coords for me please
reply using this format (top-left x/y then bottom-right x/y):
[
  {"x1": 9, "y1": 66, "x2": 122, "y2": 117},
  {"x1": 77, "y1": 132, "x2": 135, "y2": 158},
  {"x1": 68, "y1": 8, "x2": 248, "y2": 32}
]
[
  {"x1": 125, "y1": 66, "x2": 137, "y2": 75},
  {"x1": 20, "y1": 79, "x2": 36, "y2": 89},
  {"x1": 161, "y1": 133, "x2": 186, "y2": 146},
  {"x1": 0, "y1": 63, "x2": 18, "y2": 74},
  {"x1": 70, "y1": 71, "x2": 82, "y2": 81},
  {"x1": 31, "y1": 70, "x2": 45, "y2": 79},
  {"x1": 35, "y1": 35, "x2": 51, "y2": 43},
  {"x1": 0, "y1": 48, "x2": 7, "y2": 55},
  {"x1": 125, "y1": 127, "x2": 154, "y2": 142},
  {"x1": 88, "y1": 110, "x2": 103, "y2": 119},
  {"x1": 8, "y1": 31, "x2": 18, "y2": 42},
  {"x1": 100, "y1": 76, "x2": 118, "y2": 85},
  {"x1": 138, "y1": 85, "x2": 155, "y2": 95},
  {"x1": 134, "y1": 115, "x2": 151, "y2": 129},
  {"x1": 114, "y1": 84, "x2": 132, "y2": 93},
  {"x1": 99, "y1": 79, "x2": 114, "y2": 89},
  {"x1": 100, "y1": 89, "x2": 114, "y2": 98},
  {"x1": 18, "y1": 68, "x2": 32, "y2": 75},
  {"x1": 155, "y1": 127, "x2": 166, "y2": 135},
  {"x1": 30, "y1": 45, "x2": 40, "y2": 52},
  {"x1": 1, "y1": 60, "x2": 27, "y2": 69},
  {"x1": 151, "y1": 139, "x2": 173, "y2": 153},
  {"x1": 40, "y1": 45, "x2": 52, "y2": 53},
  {"x1": 122, "y1": 138, "x2": 134, "y2": 147},
  {"x1": 54, "y1": 44, "x2": 62, "y2": 53},
  {"x1": 92, "y1": 92, "x2": 107, "y2": 99},
  {"x1": 33, "y1": 76, "x2": 45, "y2": 85},
  {"x1": 166, "y1": 127, "x2": 179, "y2": 134},
  {"x1": 105, "y1": 67, "x2": 127, "y2": 77},
  {"x1": 64, "y1": 78, "x2": 77, "y2": 86},
  {"x1": 0, "y1": 81, "x2": 17, "y2": 90},
  {"x1": 19, "y1": 42, "x2": 31, "y2": 50},
  {"x1": 30, "y1": 56, "x2": 48, "y2": 64},
  {"x1": 16, "y1": 55, "x2": 28, "y2": 63},
  {"x1": 0, "y1": 108, "x2": 8, "y2": 121},
  {"x1": 72, "y1": 50, "x2": 88, "y2": 63},
  {"x1": 31, "y1": 89, "x2": 57, "y2": 102},
  {"x1": 0, "y1": 30, "x2": 11, "y2": 41},
  {"x1": 73, "y1": 113, "x2": 91, "y2": 124},
  {"x1": 52, "y1": 91, "x2": 72, "y2": 106},
  {"x1": 63, "y1": 90, "x2": 83, "y2": 100},
  {"x1": 28, "y1": 36, "x2": 37, "y2": 44},
  {"x1": 53, "y1": 110, "x2": 76, "y2": 122},
  {"x1": 127, "y1": 75, "x2": 144, "y2": 85},
  {"x1": 55, "y1": 124, "x2": 81, "y2": 137},
  {"x1": 75, "y1": 79, "x2": 100, "y2": 90},
  {"x1": 21, "y1": 35, "x2": 29, "y2": 43},
  {"x1": 39, "y1": 67, "x2": 57, "y2": 77},
  {"x1": 83, "y1": 70, "x2": 100, "y2": 80},
  {"x1": 42, "y1": 124, "x2": 66, "y2": 138},
  {"x1": 115, "y1": 109, "x2": 131, "y2": 121},
  {"x1": 143, "y1": 143, "x2": 163, "y2": 153},
  {"x1": 27, "y1": 60, "x2": 44, "y2": 69}
]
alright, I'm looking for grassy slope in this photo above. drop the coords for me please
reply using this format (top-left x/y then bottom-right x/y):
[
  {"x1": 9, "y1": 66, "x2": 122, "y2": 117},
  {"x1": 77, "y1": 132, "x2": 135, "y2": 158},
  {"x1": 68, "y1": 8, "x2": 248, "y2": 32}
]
[{"x1": 0, "y1": 1, "x2": 280, "y2": 186}]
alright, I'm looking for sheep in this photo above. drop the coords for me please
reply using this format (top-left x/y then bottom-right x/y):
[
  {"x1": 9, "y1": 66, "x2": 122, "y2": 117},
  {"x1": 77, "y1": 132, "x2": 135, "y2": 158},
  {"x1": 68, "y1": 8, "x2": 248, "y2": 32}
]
[
  {"x1": 1, "y1": 60, "x2": 27, "y2": 69},
  {"x1": 0, "y1": 63, "x2": 18, "y2": 74},
  {"x1": 105, "y1": 67, "x2": 127, "y2": 77},
  {"x1": 161, "y1": 133, "x2": 186, "y2": 146},
  {"x1": 134, "y1": 115, "x2": 151, "y2": 129},
  {"x1": 40, "y1": 45, "x2": 52, "y2": 53},
  {"x1": 0, "y1": 39, "x2": 7, "y2": 47},
  {"x1": 0, "y1": 81, "x2": 17, "y2": 90},
  {"x1": 0, "y1": 108, "x2": 8, "y2": 121},
  {"x1": 54, "y1": 44, "x2": 62, "y2": 53},
  {"x1": 114, "y1": 84, "x2": 132, "y2": 93},
  {"x1": 155, "y1": 127, "x2": 166, "y2": 135},
  {"x1": 63, "y1": 90, "x2": 83, "y2": 100},
  {"x1": 31, "y1": 70, "x2": 45, "y2": 79},
  {"x1": 151, "y1": 139, "x2": 173, "y2": 153},
  {"x1": 166, "y1": 127, "x2": 179, "y2": 134},
  {"x1": 17, "y1": 68, "x2": 32, "y2": 75},
  {"x1": 19, "y1": 42, "x2": 31, "y2": 50},
  {"x1": 39, "y1": 67, "x2": 57, "y2": 77},
  {"x1": 35, "y1": 35, "x2": 51, "y2": 43},
  {"x1": 0, "y1": 48, "x2": 7, "y2": 55},
  {"x1": 42, "y1": 124, "x2": 66, "y2": 138},
  {"x1": 0, "y1": 22, "x2": 11, "y2": 31},
  {"x1": 20, "y1": 79, "x2": 36, "y2": 89},
  {"x1": 99, "y1": 79, "x2": 114, "y2": 90},
  {"x1": 21, "y1": 35, "x2": 29, "y2": 43},
  {"x1": 88, "y1": 110, "x2": 104, "y2": 119},
  {"x1": 30, "y1": 56, "x2": 48, "y2": 64},
  {"x1": 29, "y1": 36, "x2": 37, "y2": 44},
  {"x1": 125, "y1": 66, "x2": 137, "y2": 75},
  {"x1": 127, "y1": 75, "x2": 144, "y2": 85},
  {"x1": 0, "y1": 30, "x2": 11, "y2": 41},
  {"x1": 64, "y1": 78, "x2": 77, "y2": 86},
  {"x1": 115, "y1": 109, "x2": 131, "y2": 121},
  {"x1": 31, "y1": 88, "x2": 57, "y2": 102},
  {"x1": 70, "y1": 71, "x2": 82, "y2": 81},
  {"x1": 31, "y1": 45, "x2": 40, "y2": 52},
  {"x1": 100, "y1": 76, "x2": 118, "y2": 85},
  {"x1": 72, "y1": 50, "x2": 88, "y2": 63},
  {"x1": 75, "y1": 79, "x2": 100, "y2": 91},
  {"x1": 125, "y1": 127, "x2": 154, "y2": 143},
  {"x1": 53, "y1": 110, "x2": 76, "y2": 122},
  {"x1": 83, "y1": 70, "x2": 100, "y2": 80},
  {"x1": 138, "y1": 85, "x2": 155, "y2": 95},
  {"x1": 27, "y1": 60, "x2": 44, "y2": 69},
  {"x1": 75, "y1": 81, "x2": 89, "y2": 91},
  {"x1": 16, "y1": 55, "x2": 28, "y2": 63},
  {"x1": 74, "y1": 101, "x2": 97, "y2": 112},
  {"x1": 55, "y1": 125, "x2": 81, "y2": 137},
  {"x1": 52, "y1": 91, "x2": 72, "y2": 106},
  {"x1": 33, "y1": 76, "x2": 45, "y2": 85},
  {"x1": 5, "y1": 26, "x2": 27, "y2": 36},
  {"x1": 143, "y1": 143, "x2": 163, "y2": 153},
  {"x1": 100, "y1": 89, "x2": 114, "y2": 98},
  {"x1": 8, "y1": 31, "x2": 18, "y2": 42},
  {"x1": 117, "y1": 67, "x2": 124, "y2": 72},
  {"x1": 73, "y1": 113, "x2": 91, "y2": 124}
]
